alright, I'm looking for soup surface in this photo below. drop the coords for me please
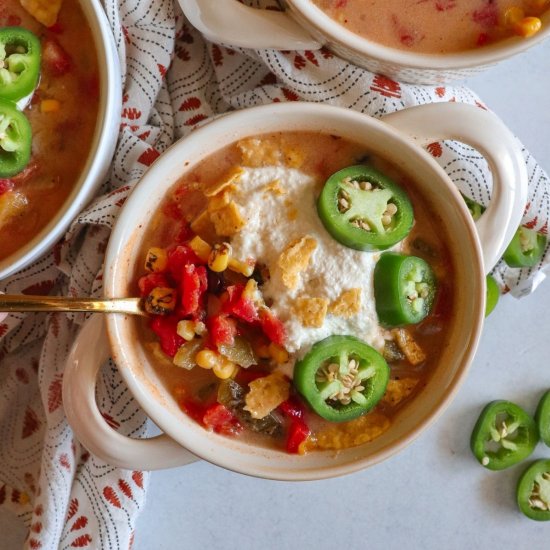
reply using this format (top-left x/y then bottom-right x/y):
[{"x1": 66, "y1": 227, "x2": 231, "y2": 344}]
[
  {"x1": 311, "y1": 0, "x2": 548, "y2": 53},
  {"x1": 136, "y1": 132, "x2": 454, "y2": 454},
  {"x1": 0, "y1": 0, "x2": 99, "y2": 260}
]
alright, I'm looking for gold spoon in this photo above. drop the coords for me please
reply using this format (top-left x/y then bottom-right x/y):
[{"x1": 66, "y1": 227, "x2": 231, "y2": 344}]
[{"x1": 0, "y1": 295, "x2": 147, "y2": 316}]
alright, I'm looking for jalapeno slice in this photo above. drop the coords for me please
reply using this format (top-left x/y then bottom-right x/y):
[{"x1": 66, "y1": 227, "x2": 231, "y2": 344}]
[
  {"x1": 535, "y1": 390, "x2": 550, "y2": 447},
  {"x1": 317, "y1": 165, "x2": 414, "y2": 251},
  {"x1": 485, "y1": 274, "x2": 499, "y2": 317},
  {"x1": 470, "y1": 400, "x2": 538, "y2": 471},
  {"x1": 0, "y1": 99, "x2": 31, "y2": 178},
  {"x1": 460, "y1": 192, "x2": 485, "y2": 221},
  {"x1": 374, "y1": 252, "x2": 437, "y2": 327},
  {"x1": 0, "y1": 28, "x2": 41, "y2": 102},
  {"x1": 293, "y1": 335, "x2": 389, "y2": 423},
  {"x1": 517, "y1": 460, "x2": 550, "y2": 521},
  {"x1": 503, "y1": 226, "x2": 547, "y2": 268}
]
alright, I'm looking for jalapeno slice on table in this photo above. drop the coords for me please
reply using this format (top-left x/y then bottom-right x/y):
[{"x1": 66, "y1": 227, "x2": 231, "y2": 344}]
[
  {"x1": 470, "y1": 400, "x2": 538, "y2": 471},
  {"x1": 0, "y1": 28, "x2": 41, "y2": 102},
  {"x1": 374, "y1": 252, "x2": 437, "y2": 327},
  {"x1": 0, "y1": 99, "x2": 31, "y2": 178},
  {"x1": 293, "y1": 335, "x2": 389, "y2": 423},
  {"x1": 535, "y1": 390, "x2": 550, "y2": 447},
  {"x1": 317, "y1": 165, "x2": 414, "y2": 251},
  {"x1": 485, "y1": 274, "x2": 499, "y2": 317},
  {"x1": 460, "y1": 192, "x2": 485, "y2": 221},
  {"x1": 503, "y1": 226, "x2": 547, "y2": 268},
  {"x1": 517, "y1": 460, "x2": 550, "y2": 521}
]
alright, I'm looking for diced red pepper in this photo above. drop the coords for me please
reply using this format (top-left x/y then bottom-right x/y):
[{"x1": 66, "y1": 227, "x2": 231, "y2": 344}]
[
  {"x1": 42, "y1": 38, "x2": 72, "y2": 76},
  {"x1": 203, "y1": 403, "x2": 243, "y2": 436},
  {"x1": 181, "y1": 264, "x2": 207, "y2": 317},
  {"x1": 0, "y1": 179, "x2": 14, "y2": 196},
  {"x1": 180, "y1": 399, "x2": 207, "y2": 425},
  {"x1": 223, "y1": 284, "x2": 259, "y2": 323},
  {"x1": 47, "y1": 22, "x2": 64, "y2": 34},
  {"x1": 207, "y1": 314, "x2": 237, "y2": 348},
  {"x1": 167, "y1": 245, "x2": 202, "y2": 282},
  {"x1": 286, "y1": 420, "x2": 310, "y2": 454},
  {"x1": 175, "y1": 223, "x2": 193, "y2": 244},
  {"x1": 259, "y1": 307, "x2": 287, "y2": 346},
  {"x1": 150, "y1": 315, "x2": 184, "y2": 357},
  {"x1": 138, "y1": 272, "x2": 170, "y2": 297},
  {"x1": 279, "y1": 397, "x2": 307, "y2": 421}
]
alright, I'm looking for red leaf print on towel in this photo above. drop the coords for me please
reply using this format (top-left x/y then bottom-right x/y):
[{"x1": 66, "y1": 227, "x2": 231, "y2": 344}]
[
  {"x1": 0, "y1": 485, "x2": 5, "y2": 505},
  {"x1": 34, "y1": 504, "x2": 43, "y2": 516},
  {"x1": 540, "y1": 221, "x2": 548, "y2": 235},
  {"x1": 370, "y1": 74, "x2": 402, "y2": 99},
  {"x1": 67, "y1": 498, "x2": 79, "y2": 521},
  {"x1": 282, "y1": 88, "x2": 299, "y2": 101},
  {"x1": 427, "y1": 142, "x2": 442, "y2": 157},
  {"x1": 70, "y1": 516, "x2": 89, "y2": 532},
  {"x1": 22, "y1": 407, "x2": 41, "y2": 439},
  {"x1": 304, "y1": 51, "x2": 319, "y2": 66},
  {"x1": 435, "y1": 87, "x2": 446, "y2": 98},
  {"x1": 184, "y1": 114, "x2": 208, "y2": 126},
  {"x1": 157, "y1": 64, "x2": 167, "y2": 77},
  {"x1": 29, "y1": 539, "x2": 42, "y2": 549},
  {"x1": 259, "y1": 72, "x2": 277, "y2": 86},
  {"x1": 22, "y1": 280, "x2": 55, "y2": 295},
  {"x1": 118, "y1": 479, "x2": 133, "y2": 499},
  {"x1": 132, "y1": 471, "x2": 144, "y2": 489},
  {"x1": 0, "y1": 324, "x2": 7, "y2": 337},
  {"x1": 103, "y1": 486, "x2": 121, "y2": 509},
  {"x1": 138, "y1": 148, "x2": 160, "y2": 167},
  {"x1": 59, "y1": 453, "x2": 71, "y2": 471},
  {"x1": 212, "y1": 44, "x2": 223, "y2": 66},
  {"x1": 320, "y1": 47, "x2": 334, "y2": 59},
  {"x1": 179, "y1": 97, "x2": 201, "y2": 111},
  {"x1": 31, "y1": 522, "x2": 42, "y2": 534},
  {"x1": 16, "y1": 368, "x2": 29, "y2": 384},
  {"x1": 293, "y1": 54, "x2": 306, "y2": 70},
  {"x1": 524, "y1": 217, "x2": 538, "y2": 229},
  {"x1": 101, "y1": 412, "x2": 120, "y2": 430},
  {"x1": 176, "y1": 46, "x2": 190, "y2": 62},
  {"x1": 122, "y1": 107, "x2": 141, "y2": 121},
  {"x1": 48, "y1": 375, "x2": 63, "y2": 413},
  {"x1": 71, "y1": 534, "x2": 92, "y2": 547}
]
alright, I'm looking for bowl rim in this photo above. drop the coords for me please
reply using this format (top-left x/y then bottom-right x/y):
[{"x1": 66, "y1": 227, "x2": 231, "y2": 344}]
[{"x1": 103, "y1": 102, "x2": 485, "y2": 480}]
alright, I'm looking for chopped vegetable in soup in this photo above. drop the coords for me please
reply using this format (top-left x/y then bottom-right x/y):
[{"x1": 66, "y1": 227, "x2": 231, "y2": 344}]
[
  {"x1": 0, "y1": 0, "x2": 99, "y2": 260},
  {"x1": 136, "y1": 132, "x2": 454, "y2": 454},
  {"x1": 312, "y1": 0, "x2": 548, "y2": 53}
]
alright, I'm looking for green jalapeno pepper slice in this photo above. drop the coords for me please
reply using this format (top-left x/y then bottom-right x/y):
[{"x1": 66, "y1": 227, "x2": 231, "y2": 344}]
[
  {"x1": 0, "y1": 99, "x2": 31, "y2": 178},
  {"x1": 485, "y1": 274, "x2": 499, "y2": 317},
  {"x1": 470, "y1": 400, "x2": 538, "y2": 471},
  {"x1": 374, "y1": 252, "x2": 437, "y2": 327},
  {"x1": 503, "y1": 226, "x2": 547, "y2": 268},
  {"x1": 460, "y1": 192, "x2": 485, "y2": 221},
  {"x1": 0, "y1": 28, "x2": 41, "y2": 103},
  {"x1": 535, "y1": 390, "x2": 550, "y2": 447},
  {"x1": 317, "y1": 165, "x2": 414, "y2": 251},
  {"x1": 517, "y1": 460, "x2": 550, "y2": 521},
  {"x1": 293, "y1": 335, "x2": 389, "y2": 423}
]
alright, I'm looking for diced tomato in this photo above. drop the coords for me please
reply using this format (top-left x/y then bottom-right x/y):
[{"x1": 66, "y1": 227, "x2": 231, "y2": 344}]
[
  {"x1": 286, "y1": 420, "x2": 310, "y2": 454},
  {"x1": 235, "y1": 368, "x2": 269, "y2": 386},
  {"x1": 203, "y1": 403, "x2": 243, "y2": 436},
  {"x1": 279, "y1": 397, "x2": 307, "y2": 421},
  {"x1": 42, "y1": 38, "x2": 72, "y2": 76},
  {"x1": 476, "y1": 32, "x2": 490, "y2": 46},
  {"x1": 162, "y1": 200, "x2": 181, "y2": 221},
  {"x1": 207, "y1": 314, "x2": 237, "y2": 347},
  {"x1": 259, "y1": 308, "x2": 287, "y2": 346},
  {"x1": 181, "y1": 264, "x2": 207, "y2": 317},
  {"x1": 223, "y1": 284, "x2": 258, "y2": 323},
  {"x1": 47, "y1": 22, "x2": 64, "y2": 34},
  {"x1": 167, "y1": 245, "x2": 202, "y2": 282},
  {"x1": 150, "y1": 315, "x2": 184, "y2": 357},
  {"x1": 175, "y1": 223, "x2": 193, "y2": 243},
  {"x1": 138, "y1": 272, "x2": 170, "y2": 297},
  {"x1": 472, "y1": 5, "x2": 498, "y2": 28},
  {"x1": 0, "y1": 180, "x2": 14, "y2": 196},
  {"x1": 180, "y1": 399, "x2": 207, "y2": 425}
]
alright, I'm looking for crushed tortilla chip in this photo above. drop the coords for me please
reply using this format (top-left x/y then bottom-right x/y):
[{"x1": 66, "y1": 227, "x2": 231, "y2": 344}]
[
  {"x1": 20, "y1": 0, "x2": 62, "y2": 27},
  {"x1": 381, "y1": 378, "x2": 419, "y2": 406},
  {"x1": 190, "y1": 210, "x2": 217, "y2": 242},
  {"x1": 329, "y1": 288, "x2": 361, "y2": 318},
  {"x1": 283, "y1": 146, "x2": 304, "y2": 169},
  {"x1": 305, "y1": 411, "x2": 391, "y2": 451},
  {"x1": 278, "y1": 235, "x2": 317, "y2": 289},
  {"x1": 237, "y1": 138, "x2": 281, "y2": 167},
  {"x1": 263, "y1": 179, "x2": 287, "y2": 196},
  {"x1": 207, "y1": 190, "x2": 232, "y2": 212},
  {"x1": 391, "y1": 328, "x2": 426, "y2": 366},
  {"x1": 293, "y1": 296, "x2": 329, "y2": 328},
  {"x1": 244, "y1": 373, "x2": 290, "y2": 419},
  {"x1": 203, "y1": 166, "x2": 243, "y2": 197},
  {"x1": 209, "y1": 201, "x2": 246, "y2": 236}
]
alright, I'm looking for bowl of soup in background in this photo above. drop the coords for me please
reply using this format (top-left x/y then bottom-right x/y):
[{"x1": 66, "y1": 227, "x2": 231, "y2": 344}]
[
  {"x1": 0, "y1": 0, "x2": 121, "y2": 280},
  {"x1": 177, "y1": 0, "x2": 550, "y2": 84},
  {"x1": 62, "y1": 101, "x2": 528, "y2": 480}
]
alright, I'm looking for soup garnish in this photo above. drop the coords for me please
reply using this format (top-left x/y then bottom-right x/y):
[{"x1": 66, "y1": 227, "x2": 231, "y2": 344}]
[{"x1": 0, "y1": 98, "x2": 31, "y2": 177}]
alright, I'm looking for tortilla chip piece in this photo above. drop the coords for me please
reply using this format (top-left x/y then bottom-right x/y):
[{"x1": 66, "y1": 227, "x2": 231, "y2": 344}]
[
  {"x1": 283, "y1": 146, "x2": 304, "y2": 169},
  {"x1": 293, "y1": 296, "x2": 329, "y2": 328},
  {"x1": 381, "y1": 378, "x2": 419, "y2": 406},
  {"x1": 237, "y1": 138, "x2": 281, "y2": 167},
  {"x1": 190, "y1": 210, "x2": 217, "y2": 242},
  {"x1": 329, "y1": 288, "x2": 361, "y2": 318},
  {"x1": 20, "y1": 0, "x2": 62, "y2": 27},
  {"x1": 203, "y1": 166, "x2": 243, "y2": 197},
  {"x1": 391, "y1": 328, "x2": 426, "y2": 366},
  {"x1": 244, "y1": 373, "x2": 290, "y2": 419},
  {"x1": 209, "y1": 201, "x2": 246, "y2": 236},
  {"x1": 263, "y1": 179, "x2": 287, "y2": 196},
  {"x1": 207, "y1": 190, "x2": 232, "y2": 212},
  {"x1": 278, "y1": 235, "x2": 317, "y2": 289}
]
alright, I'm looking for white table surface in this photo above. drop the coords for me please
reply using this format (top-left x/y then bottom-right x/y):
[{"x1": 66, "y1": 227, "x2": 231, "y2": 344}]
[{"x1": 1, "y1": 38, "x2": 549, "y2": 550}]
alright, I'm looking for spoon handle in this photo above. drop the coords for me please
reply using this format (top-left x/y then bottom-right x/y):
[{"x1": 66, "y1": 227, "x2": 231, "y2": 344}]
[{"x1": 0, "y1": 295, "x2": 146, "y2": 316}]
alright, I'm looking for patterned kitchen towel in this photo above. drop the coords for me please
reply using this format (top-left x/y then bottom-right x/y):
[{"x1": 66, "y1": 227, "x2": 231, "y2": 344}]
[{"x1": 0, "y1": 0, "x2": 549, "y2": 548}]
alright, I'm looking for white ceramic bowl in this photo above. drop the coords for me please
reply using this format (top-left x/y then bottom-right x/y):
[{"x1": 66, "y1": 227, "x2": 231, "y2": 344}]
[
  {"x1": 179, "y1": 0, "x2": 550, "y2": 84},
  {"x1": 64, "y1": 102, "x2": 527, "y2": 480},
  {"x1": 0, "y1": 0, "x2": 121, "y2": 281}
]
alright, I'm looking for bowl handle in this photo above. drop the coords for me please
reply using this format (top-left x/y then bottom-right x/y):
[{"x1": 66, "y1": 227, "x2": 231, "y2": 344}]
[
  {"x1": 63, "y1": 315, "x2": 198, "y2": 470},
  {"x1": 177, "y1": 0, "x2": 321, "y2": 50},
  {"x1": 382, "y1": 103, "x2": 528, "y2": 273}
]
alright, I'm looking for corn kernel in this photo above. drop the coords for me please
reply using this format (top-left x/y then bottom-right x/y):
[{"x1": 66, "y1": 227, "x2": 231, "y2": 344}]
[
  {"x1": 145, "y1": 247, "x2": 168, "y2": 272},
  {"x1": 213, "y1": 360, "x2": 238, "y2": 380},
  {"x1": 189, "y1": 235, "x2": 212, "y2": 262},
  {"x1": 504, "y1": 6, "x2": 524, "y2": 25},
  {"x1": 268, "y1": 342, "x2": 289, "y2": 364},
  {"x1": 229, "y1": 257, "x2": 255, "y2": 277},
  {"x1": 242, "y1": 278, "x2": 260, "y2": 302},
  {"x1": 195, "y1": 349, "x2": 218, "y2": 369},
  {"x1": 40, "y1": 99, "x2": 60, "y2": 113},
  {"x1": 208, "y1": 242, "x2": 231, "y2": 272},
  {"x1": 514, "y1": 16, "x2": 542, "y2": 37},
  {"x1": 144, "y1": 287, "x2": 176, "y2": 315},
  {"x1": 194, "y1": 321, "x2": 207, "y2": 336},
  {"x1": 177, "y1": 320, "x2": 196, "y2": 341}
]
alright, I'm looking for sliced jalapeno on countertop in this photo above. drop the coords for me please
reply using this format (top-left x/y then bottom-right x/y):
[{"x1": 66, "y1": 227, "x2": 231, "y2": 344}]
[
  {"x1": 461, "y1": 192, "x2": 485, "y2": 221},
  {"x1": 374, "y1": 252, "x2": 437, "y2": 327},
  {"x1": 535, "y1": 390, "x2": 550, "y2": 447},
  {"x1": 485, "y1": 275, "x2": 499, "y2": 317},
  {"x1": 293, "y1": 335, "x2": 389, "y2": 423},
  {"x1": 317, "y1": 165, "x2": 414, "y2": 251},
  {"x1": 503, "y1": 226, "x2": 547, "y2": 268},
  {"x1": 470, "y1": 400, "x2": 538, "y2": 471},
  {"x1": 0, "y1": 28, "x2": 41, "y2": 103},
  {"x1": 0, "y1": 99, "x2": 31, "y2": 178},
  {"x1": 517, "y1": 460, "x2": 550, "y2": 521}
]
